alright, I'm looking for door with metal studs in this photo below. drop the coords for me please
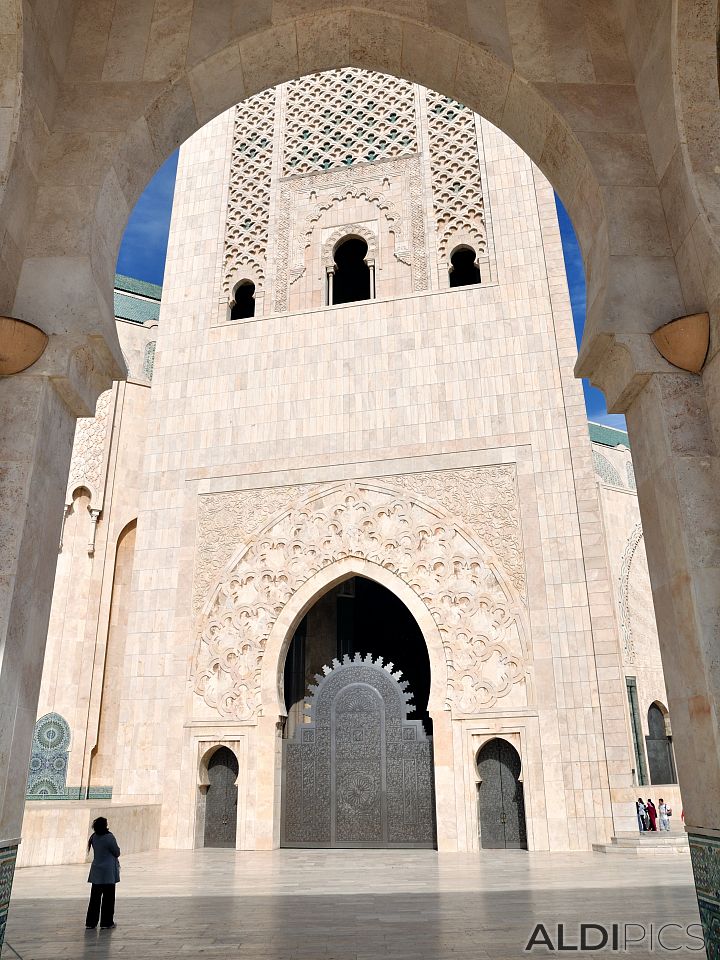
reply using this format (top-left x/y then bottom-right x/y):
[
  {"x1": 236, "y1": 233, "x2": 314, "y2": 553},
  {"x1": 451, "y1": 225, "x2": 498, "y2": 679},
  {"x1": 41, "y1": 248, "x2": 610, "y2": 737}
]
[
  {"x1": 203, "y1": 747, "x2": 239, "y2": 848},
  {"x1": 477, "y1": 738, "x2": 527, "y2": 849}
]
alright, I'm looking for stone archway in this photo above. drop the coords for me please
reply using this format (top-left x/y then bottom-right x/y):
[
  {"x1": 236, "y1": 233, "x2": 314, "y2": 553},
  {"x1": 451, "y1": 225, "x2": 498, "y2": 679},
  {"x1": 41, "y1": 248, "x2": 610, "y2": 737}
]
[
  {"x1": 2, "y1": 3, "x2": 720, "y2": 950},
  {"x1": 255, "y1": 558, "x2": 455, "y2": 850},
  {"x1": 191, "y1": 479, "x2": 529, "y2": 851}
]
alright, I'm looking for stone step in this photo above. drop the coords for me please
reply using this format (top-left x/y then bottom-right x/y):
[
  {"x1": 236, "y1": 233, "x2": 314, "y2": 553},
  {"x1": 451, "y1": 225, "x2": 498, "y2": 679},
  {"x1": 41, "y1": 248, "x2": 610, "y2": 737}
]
[{"x1": 593, "y1": 833, "x2": 689, "y2": 855}]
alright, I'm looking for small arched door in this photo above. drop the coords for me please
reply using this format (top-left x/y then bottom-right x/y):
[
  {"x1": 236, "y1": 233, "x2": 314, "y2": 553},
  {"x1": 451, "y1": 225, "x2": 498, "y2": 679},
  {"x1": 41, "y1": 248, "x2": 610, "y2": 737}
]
[
  {"x1": 203, "y1": 747, "x2": 239, "y2": 848},
  {"x1": 646, "y1": 703, "x2": 677, "y2": 784},
  {"x1": 477, "y1": 738, "x2": 527, "y2": 849}
]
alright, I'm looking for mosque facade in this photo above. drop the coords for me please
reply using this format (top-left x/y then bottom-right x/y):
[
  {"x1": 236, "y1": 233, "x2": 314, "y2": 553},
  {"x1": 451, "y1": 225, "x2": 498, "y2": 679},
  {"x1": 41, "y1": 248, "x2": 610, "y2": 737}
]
[{"x1": 22, "y1": 70, "x2": 680, "y2": 861}]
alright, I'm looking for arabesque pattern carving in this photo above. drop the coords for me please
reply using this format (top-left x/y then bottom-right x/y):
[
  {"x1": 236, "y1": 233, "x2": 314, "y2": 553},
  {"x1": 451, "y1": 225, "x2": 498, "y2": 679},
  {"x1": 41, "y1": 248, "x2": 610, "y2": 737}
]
[
  {"x1": 426, "y1": 92, "x2": 486, "y2": 263},
  {"x1": 282, "y1": 69, "x2": 417, "y2": 177},
  {"x1": 618, "y1": 522, "x2": 659, "y2": 665},
  {"x1": 223, "y1": 89, "x2": 275, "y2": 299},
  {"x1": 279, "y1": 157, "x2": 425, "y2": 303},
  {"x1": 385, "y1": 467, "x2": 524, "y2": 596},
  {"x1": 593, "y1": 449, "x2": 624, "y2": 488},
  {"x1": 193, "y1": 484, "x2": 314, "y2": 613},
  {"x1": 67, "y1": 389, "x2": 112, "y2": 498},
  {"x1": 193, "y1": 481, "x2": 528, "y2": 722}
]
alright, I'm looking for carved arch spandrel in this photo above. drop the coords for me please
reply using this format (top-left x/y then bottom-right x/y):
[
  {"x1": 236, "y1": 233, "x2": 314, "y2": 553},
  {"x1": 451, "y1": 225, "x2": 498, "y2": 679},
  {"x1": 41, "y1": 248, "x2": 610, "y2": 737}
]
[
  {"x1": 288, "y1": 183, "x2": 412, "y2": 290},
  {"x1": 261, "y1": 557, "x2": 447, "y2": 719},
  {"x1": 192, "y1": 478, "x2": 530, "y2": 724},
  {"x1": 321, "y1": 223, "x2": 378, "y2": 269}
]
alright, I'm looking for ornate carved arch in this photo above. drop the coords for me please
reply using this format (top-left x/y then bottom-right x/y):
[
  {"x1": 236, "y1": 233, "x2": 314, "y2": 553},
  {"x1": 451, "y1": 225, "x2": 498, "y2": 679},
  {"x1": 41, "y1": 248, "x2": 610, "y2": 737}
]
[
  {"x1": 321, "y1": 223, "x2": 377, "y2": 269},
  {"x1": 289, "y1": 186, "x2": 412, "y2": 286},
  {"x1": 442, "y1": 229, "x2": 487, "y2": 268},
  {"x1": 192, "y1": 480, "x2": 530, "y2": 722}
]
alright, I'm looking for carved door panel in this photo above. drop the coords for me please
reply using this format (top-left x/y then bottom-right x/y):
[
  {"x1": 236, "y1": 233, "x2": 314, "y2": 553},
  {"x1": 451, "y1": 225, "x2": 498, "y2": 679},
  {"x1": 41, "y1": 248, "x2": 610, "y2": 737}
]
[
  {"x1": 282, "y1": 654, "x2": 435, "y2": 848},
  {"x1": 204, "y1": 747, "x2": 239, "y2": 848},
  {"x1": 333, "y1": 685, "x2": 385, "y2": 844},
  {"x1": 477, "y1": 739, "x2": 527, "y2": 850}
]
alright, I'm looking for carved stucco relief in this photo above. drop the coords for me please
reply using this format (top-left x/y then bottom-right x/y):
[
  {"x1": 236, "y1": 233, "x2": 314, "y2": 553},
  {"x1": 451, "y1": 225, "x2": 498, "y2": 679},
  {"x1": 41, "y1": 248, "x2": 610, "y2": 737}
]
[
  {"x1": 274, "y1": 156, "x2": 426, "y2": 309},
  {"x1": 193, "y1": 484, "x2": 315, "y2": 614},
  {"x1": 192, "y1": 470, "x2": 528, "y2": 723},
  {"x1": 384, "y1": 467, "x2": 524, "y2": 598},
  {"x1": 619, "y1": 523, "x2": 658, "y2": 666},
  {"x1": 222, "y1": 89, "x2": 275, "y2": 300},
  {"x1": 67, "y1": 388, "x2": 113, "y2": 501}
]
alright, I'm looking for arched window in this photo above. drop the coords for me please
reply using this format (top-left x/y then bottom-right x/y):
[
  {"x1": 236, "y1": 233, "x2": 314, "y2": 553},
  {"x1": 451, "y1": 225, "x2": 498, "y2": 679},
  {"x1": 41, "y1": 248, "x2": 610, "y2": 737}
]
[
  {"x1": 230, "y1": 281, "x2": 255, "y2": 320},
  {"x1": 449, "y1": 246, "x2": 481, "y2": 287},
  {"x1": 329, "y1": 237, "x2": 373, "y2": 305},
  {"x1": 646, "y1": 702, "x2": 677, "y2": 784}
]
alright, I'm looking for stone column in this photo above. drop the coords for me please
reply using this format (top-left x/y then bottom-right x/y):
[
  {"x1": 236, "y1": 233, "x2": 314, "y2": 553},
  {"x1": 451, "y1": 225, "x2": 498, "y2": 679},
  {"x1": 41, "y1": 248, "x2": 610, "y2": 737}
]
[
  {"x1": 0, "y1": 335, "x2": 119, "y2": 948},
  {"x1": 624, "y1": 370, "x2": 720, "y2": 953}
]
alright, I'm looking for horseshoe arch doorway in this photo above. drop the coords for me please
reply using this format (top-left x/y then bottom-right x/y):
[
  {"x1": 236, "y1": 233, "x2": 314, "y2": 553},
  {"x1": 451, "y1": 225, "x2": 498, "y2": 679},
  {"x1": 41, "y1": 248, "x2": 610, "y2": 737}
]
[
  {"x1": 280, "y1": 576, "x2": 436, "y2": 848},
  {"x1": 476, "y1": 738, "x2": 527, "y2": 850}
]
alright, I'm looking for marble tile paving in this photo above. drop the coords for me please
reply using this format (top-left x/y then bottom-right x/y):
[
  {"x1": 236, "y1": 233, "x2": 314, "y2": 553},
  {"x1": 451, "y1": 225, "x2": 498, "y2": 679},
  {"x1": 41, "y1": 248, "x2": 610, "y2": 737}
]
[{"x1": 4, "y1": 849, "x2": 701, "y2": 959}]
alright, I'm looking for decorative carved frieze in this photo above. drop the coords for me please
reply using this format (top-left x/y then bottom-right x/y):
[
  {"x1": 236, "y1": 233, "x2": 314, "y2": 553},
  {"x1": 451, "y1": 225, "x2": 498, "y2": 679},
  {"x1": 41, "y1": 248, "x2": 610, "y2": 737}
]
[
  {"x1": 426, "y1": 92, "x2": 486, "y2": 264},
  {"x1": 67, "y1": 388, "x2": 113, "y2": 502},
  {"x1": 222, "y1": 90, "x2": 275, "y2": 300},
  {"x1": 384, "y1": 467, "x2": 524, "y2": 597},
  {"x1": 193, "y1": 484, "x2": 314, "y2": 614},
  {"x1": 276, "y1": 157, "x2": 424, "y2": 306},
  {"x1": 619, "y1": 522, "x2": 657, "y2": 665},
  {"x1": 192, "y1": 474, "x2": 528, "y2": 723}
]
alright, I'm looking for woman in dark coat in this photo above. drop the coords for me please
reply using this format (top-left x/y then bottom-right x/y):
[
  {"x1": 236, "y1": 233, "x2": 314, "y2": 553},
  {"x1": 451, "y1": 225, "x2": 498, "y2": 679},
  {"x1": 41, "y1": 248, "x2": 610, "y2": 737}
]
[
  {"x1": 646, "y1": 799, "x2": 658, "y2": 831},
  {"x1": 85, "y1": 817, "x2": 120, "y2": 930}
]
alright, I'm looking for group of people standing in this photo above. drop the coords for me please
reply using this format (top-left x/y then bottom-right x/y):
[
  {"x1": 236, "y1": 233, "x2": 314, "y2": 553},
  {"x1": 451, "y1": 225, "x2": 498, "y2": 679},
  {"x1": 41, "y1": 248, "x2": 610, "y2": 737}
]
[{"x1": 636, "y1": 797, "x2": 671, "y2": 832}]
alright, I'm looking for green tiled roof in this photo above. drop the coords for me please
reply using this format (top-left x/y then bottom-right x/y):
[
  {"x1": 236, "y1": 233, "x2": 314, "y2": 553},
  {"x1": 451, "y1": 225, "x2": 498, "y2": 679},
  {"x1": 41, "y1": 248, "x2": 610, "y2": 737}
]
[
  {"x1": 588, "y1": 421, "x2": 630, "y2": 448},
  {"x1": 114, "y1": 273, "x2": 162, "y2": 325},
  {"x1": 115, "y1": 273, "x2": 162, "y2": 299}
]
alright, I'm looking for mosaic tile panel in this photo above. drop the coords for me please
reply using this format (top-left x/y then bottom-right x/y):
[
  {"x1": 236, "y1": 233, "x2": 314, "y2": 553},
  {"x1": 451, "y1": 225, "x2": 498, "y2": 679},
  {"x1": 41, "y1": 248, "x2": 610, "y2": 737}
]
[
  {"x1": 143, "y1": 341, "x2": 156, "y2": 380},
  {"x1": 0, "y1": 842, "x2": 17, "y2": 949},
  {"x1": 26, "y1": 713, "x2": 70, "y2": 798},
  {"x1": 689, "y1": 833, "x2": 720, "y2": 958}
]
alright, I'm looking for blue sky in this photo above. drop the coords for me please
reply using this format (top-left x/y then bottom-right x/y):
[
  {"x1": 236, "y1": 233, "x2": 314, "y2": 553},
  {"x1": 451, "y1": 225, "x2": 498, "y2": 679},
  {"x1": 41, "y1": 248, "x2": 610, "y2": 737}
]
[{"x1": 116, "y1": 151, "x2": 625, "y2": 429}]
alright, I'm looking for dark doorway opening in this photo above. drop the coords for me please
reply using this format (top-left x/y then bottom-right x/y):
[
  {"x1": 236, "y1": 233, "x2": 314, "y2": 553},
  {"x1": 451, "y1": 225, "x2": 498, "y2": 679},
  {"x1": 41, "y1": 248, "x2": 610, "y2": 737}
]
[
  {"x1": 477, "y1": 738, "x2": 527, "y2": 849},
  {"x1": 283, "y1": 576, "x2": 431, "y2": 737},
  {"x1": 203, "y1": 747, "x2": 239, "y2": 848},
  {"x1": 332, "y1": 237, "x2": 371, "y2": 305},
  {"x1": 230, "y1": 281, "x2": 255, "y2": 319},
  {"x1": 281, "y1": 576, "x2": 436, "y2": 849},
  {"x1": 646, "y1": 703, "x2": 677, "y2": 784},
  {"x1": 449, "y1": 246, "x2": 481, "y2": 287}
]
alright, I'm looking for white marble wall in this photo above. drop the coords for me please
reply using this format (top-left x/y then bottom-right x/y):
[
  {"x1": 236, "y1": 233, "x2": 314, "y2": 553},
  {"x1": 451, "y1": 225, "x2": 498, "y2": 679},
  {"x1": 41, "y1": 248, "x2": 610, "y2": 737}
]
[
  {"x1": 35, "y1": 318, "x2": 155, "y2": 794},
  {"x1": 105, "y1": 97, "x2": 632, "y2": 852},
  {"x1": 593, "y1": 438, "x2": 682, "y2": 794}
]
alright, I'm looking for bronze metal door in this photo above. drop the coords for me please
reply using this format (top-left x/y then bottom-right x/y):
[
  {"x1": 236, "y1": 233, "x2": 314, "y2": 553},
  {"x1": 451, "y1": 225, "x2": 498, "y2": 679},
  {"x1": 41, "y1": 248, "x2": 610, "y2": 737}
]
[
  {"x1": 203, "y1": 747, "x2": 239, "y2": 848},
  {"x1": 281, "y1": 654, "x2": 435, "y2": 848},
  {"x1": 477, "y1": 738, "x2": 527, "y2": 849}
]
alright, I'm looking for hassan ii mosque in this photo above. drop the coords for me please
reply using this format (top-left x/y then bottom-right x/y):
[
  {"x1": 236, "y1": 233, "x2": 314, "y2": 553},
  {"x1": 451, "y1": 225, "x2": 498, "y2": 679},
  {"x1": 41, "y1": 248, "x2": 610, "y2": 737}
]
[{"x1": 21, "y1": 69, "x2": 682, "y2": 861}]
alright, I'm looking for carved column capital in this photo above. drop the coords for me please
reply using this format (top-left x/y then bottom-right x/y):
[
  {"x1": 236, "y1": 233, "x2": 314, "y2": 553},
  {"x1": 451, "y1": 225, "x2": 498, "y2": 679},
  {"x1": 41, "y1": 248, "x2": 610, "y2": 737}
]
[
  {"x1": 576, "y1": 330, "x2": 702, "y2": 414},
  {"x1": 21, "y1": 333, "x2": 125, "y2": 418}
]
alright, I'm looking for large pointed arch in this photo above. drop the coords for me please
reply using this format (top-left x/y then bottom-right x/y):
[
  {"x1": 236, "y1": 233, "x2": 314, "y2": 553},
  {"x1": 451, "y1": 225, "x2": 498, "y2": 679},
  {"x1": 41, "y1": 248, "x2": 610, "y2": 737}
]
[{"x1": 261, "y1": 556, "x2": 447, "y2": 719}]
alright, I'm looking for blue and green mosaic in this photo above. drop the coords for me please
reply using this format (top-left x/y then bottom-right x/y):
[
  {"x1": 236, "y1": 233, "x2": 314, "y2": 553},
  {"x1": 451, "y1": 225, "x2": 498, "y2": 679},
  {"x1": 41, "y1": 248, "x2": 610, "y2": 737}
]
[{"x1": 690, "y1": 832, "x2": 720, "y2": 959}]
